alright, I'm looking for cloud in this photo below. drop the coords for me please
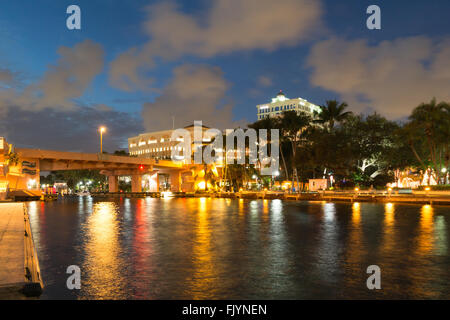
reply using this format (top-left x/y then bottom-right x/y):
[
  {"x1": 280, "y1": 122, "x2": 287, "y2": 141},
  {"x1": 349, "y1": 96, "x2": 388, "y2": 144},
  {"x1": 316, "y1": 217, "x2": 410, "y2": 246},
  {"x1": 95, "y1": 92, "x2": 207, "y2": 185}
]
[
  {"x1": 258, "y1": 76, "x2": 273, "y2": 87},
  {"x1": 0, "y1": 40, "x2": 142, "y2": 153},
  {"x1": 306, "y1": 36, "x2": 450, "y2": 119},
  {"x1": 0, "y1": 105, "x2": 142, "y2": 153},
  {"x1": 142, "y1": 64, "x2": 242, "y2": 131},
  {"x1": 109, "y1": 0, "x2": 323, "y2": 91},
  {"x1": 0, "y1": 40, "x2": 104, "y2": 112},
  {"x1": 0, "y1": 68, "x2": 15, "y2": 86}
]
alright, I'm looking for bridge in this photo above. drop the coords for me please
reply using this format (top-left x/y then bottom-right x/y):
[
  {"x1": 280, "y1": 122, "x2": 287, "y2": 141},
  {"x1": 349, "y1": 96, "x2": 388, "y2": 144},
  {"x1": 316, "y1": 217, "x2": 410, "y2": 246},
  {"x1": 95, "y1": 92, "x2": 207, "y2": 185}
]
[{"x1": 1, "y1": 137, "x2": 190, "y2": 196}]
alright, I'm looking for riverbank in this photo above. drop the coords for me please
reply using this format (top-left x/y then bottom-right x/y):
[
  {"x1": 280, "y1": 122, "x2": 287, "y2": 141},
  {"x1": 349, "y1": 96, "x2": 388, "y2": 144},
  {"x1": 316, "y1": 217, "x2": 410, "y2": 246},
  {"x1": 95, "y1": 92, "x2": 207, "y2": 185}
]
[{"x1": 89, "y1": 190, "x2": 450, "y2": 206}]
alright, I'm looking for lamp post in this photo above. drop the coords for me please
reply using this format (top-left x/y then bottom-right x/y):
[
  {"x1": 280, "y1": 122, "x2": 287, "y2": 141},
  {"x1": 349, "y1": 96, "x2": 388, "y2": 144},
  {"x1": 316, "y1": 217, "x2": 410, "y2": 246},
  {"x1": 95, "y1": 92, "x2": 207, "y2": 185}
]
[{"x1": 99, "y1": 126, "x2": 106, "y2": 153}]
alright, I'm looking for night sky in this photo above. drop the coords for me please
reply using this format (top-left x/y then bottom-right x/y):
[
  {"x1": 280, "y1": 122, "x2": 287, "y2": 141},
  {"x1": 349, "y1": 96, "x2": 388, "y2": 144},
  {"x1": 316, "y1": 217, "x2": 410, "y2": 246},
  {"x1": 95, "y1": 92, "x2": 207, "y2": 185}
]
[{"x1": 0, "y1": 0, "x2": 449, "y2": 152}]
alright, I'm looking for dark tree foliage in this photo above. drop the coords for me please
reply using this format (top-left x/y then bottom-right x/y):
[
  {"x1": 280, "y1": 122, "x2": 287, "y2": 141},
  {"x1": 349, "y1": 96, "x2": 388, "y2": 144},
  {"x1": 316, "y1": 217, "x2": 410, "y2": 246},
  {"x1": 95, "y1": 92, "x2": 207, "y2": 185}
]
[{"x1": 248, "y1": 98, "x2": 450, "y2": 188}]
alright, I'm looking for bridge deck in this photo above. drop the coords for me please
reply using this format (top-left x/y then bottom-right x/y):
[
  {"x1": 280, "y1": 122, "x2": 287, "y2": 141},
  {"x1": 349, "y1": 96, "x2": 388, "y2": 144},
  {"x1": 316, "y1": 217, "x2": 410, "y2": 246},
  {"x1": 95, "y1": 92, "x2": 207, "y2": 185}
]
[{"x1": 15, "y1": 148, "x2": 183, "y2": 169}]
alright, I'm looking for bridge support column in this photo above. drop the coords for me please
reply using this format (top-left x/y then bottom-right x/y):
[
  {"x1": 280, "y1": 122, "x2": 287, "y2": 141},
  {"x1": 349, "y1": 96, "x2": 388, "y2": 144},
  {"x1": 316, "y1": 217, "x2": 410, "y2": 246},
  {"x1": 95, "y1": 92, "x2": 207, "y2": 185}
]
[
  {"x1": 169, "y1": 171, "x2": 181, "y2": 192},
  {"x1": 151, "y1": 174, "x2": 159, "y2": 192},
  {"x1": 131, "y1": 175, "x2": 142, "y2": 193},
  {"x1": 108, "y1": 176, "x2": 118, "y2": 193}
]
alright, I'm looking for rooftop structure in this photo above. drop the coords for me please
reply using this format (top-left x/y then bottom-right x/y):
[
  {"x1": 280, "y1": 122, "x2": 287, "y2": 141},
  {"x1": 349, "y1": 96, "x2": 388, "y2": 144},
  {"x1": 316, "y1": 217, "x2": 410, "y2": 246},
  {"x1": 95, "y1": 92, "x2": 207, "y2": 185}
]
[{"x1": 256, "y1": 90, "x2": 321, "y2": 120}]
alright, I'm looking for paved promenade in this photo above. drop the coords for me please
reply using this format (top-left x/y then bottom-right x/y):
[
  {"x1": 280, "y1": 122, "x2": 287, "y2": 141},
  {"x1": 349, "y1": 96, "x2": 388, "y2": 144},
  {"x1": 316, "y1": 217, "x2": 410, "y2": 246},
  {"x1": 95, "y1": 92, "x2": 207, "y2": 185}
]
[{"x1": 0, "y1": 203, "x2": 43, "y2": 298}]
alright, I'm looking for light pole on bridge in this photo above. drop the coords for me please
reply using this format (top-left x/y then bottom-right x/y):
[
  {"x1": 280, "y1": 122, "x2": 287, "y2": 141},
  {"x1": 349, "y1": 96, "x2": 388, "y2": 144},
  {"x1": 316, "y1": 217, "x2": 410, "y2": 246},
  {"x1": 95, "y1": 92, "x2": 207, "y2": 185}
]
[{"x1": 99, "y1": 126, "x2": 106, "y2": 153}]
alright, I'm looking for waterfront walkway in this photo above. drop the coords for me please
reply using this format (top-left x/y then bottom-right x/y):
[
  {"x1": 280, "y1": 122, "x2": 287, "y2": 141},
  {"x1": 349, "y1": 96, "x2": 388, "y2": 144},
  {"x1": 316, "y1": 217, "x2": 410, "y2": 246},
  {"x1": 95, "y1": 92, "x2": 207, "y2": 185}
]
[
  {"x1": 0, "y1": 203, "x2": 43, "y2": 298},
  {"x1": 90, "y1": 190, "x2": 450, "y2": 205}
]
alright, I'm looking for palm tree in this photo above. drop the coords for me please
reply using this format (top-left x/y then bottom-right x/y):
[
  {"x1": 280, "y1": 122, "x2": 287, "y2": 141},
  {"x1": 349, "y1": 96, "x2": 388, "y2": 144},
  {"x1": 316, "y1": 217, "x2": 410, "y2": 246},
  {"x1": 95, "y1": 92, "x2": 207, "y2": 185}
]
[
  {"x1": 315, "y1": 100, "x2": 352, "y2": 131},
  {"x1": 279, "y1": 111, "x2": 312, "y2": 193},
  {"x1": 248, "y1": 117, "x2": 289, "y2": 182},
  {"x1": 406, "y1": 98, "x2": 450, "y2": 184}
]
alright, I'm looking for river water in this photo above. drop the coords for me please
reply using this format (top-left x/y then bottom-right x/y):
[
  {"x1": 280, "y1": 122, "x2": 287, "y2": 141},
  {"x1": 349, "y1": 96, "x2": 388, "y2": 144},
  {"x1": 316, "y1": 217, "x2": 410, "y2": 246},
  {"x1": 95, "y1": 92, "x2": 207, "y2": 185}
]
[{"x1": 26, "y1": 197, "x2": 450, "y2": 299}]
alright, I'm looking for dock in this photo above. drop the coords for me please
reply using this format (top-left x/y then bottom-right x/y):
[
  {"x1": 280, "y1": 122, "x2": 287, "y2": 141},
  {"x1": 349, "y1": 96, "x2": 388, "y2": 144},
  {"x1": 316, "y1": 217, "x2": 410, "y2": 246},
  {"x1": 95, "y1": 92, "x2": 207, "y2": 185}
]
[
  {"x1": 0, "y1": 203, "x2": 43, "y2": 298},
  {"x1": 88, "y1": 190, "x2": 450, "y2": 205}
]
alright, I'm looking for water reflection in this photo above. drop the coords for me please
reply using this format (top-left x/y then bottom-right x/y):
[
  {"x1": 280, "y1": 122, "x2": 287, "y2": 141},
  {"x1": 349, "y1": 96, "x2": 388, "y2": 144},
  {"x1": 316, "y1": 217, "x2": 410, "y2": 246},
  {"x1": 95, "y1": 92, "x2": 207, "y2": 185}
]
[
  {"x1": 434, "y1": 216, "x2": 448, "y2": 256},
  {"x1": 267, "y1": 199, "x2": 291, "y2": 294},
  {"x1": 82, "y1": 202, "x2": 126, "y2": 299},
  {"x1": 190, "y1": 198, "x2": 217, "y2": 299},
  {"x1": 417, "y1": 205, "x2": 434, "y2": 255},
  {"x1": 384, "y1": 203, "x2": 394, "y2": 227},
  {"x1": 27, "y1": 201, "x2": 40, "y2": 242},
  {"x1": 130, "y1": 199, "x2": 155, "y2": 299},
  {"x1": 352, "y1": 202, "x2": 361, "y2": 225},
  {"x1": 381, "y1": 203, "x2": 396, "y2": 255},
  {"x1": 263, "y1": 199, "x2": 269, "y2": 215},
  {"x1": 343, "y1": 202, "x2": 364, "y2": 288},
  {"x1": 317, "y1": 202, "x2": 339, "y2": 286},
  {"x1": 26, "y1": 199, "x2": 450, "y2": 299}
]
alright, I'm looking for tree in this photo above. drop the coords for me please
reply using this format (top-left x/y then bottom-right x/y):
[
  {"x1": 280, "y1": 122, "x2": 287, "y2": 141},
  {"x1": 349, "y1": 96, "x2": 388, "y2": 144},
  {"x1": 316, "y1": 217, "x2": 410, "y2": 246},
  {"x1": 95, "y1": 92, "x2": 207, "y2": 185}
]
[
  {"x1": 278, "y1": 111, "x2": 312, "y2": 192},
  {"x1": 302, "y1": 113, "x2": 402, "y2": 188},
  {"x1": 113, "y1": 150, "x2": 129, "y2": 156},
  {"x1": 248, "y1": 117, "x2": 289, "y2": 180},
  {"x1": 403, "y1": 98, "x2": 450, "y2": 184},
  {"x1": 314, "y1": 100, "x2": 352, "y2": 132},
  {"x1": 41, "y1": 169, "x2": 106, "y2": 190},
  {"x1": 346, "y1": 113, "x2": 400, "y2": 184}
]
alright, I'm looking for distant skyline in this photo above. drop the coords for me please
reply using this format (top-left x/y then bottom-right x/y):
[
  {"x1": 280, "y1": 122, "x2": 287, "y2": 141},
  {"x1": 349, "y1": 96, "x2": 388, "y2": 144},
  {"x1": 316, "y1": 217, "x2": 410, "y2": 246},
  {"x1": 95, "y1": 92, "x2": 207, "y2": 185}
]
[{"x1": 1, "y1": 0, "x2": 449, "y2": 152}]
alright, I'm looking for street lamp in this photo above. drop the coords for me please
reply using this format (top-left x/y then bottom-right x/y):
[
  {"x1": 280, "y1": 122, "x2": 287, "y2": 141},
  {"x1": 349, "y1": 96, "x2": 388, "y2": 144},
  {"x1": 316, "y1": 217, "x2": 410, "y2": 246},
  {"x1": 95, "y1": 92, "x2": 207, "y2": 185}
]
[{"x1": 99, "y1": 126, "x2": 106, "y2": 153}]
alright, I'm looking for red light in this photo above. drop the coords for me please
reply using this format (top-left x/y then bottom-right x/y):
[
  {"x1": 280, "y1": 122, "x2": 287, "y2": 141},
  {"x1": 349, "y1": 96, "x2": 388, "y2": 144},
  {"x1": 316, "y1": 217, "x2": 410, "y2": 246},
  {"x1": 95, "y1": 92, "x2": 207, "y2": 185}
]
[{"x1": 139, "y1": 165, "x2": 144, "y2": 170}]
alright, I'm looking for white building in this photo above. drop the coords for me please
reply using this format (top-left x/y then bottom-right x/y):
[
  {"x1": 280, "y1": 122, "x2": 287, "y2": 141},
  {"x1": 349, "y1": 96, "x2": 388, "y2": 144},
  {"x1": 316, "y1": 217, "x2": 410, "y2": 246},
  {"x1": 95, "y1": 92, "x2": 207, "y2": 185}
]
[
  {"x1": 256, "y1": 90, "x2": 321, "y2": 120},
  {"x1": 128, "y1": 124, "x2": 217, "y2": 161}
]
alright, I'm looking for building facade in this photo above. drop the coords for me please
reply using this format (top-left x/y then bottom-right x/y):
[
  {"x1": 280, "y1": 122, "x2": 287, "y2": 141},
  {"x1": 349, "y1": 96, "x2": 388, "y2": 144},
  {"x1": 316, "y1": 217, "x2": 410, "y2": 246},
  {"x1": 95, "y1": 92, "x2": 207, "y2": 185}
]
[
  {"x1": 128, "y1": 124, "x2": 218, "y2": 161},
  {"x1": 128, "y1": 125, "x2": 225, "y2": 192},
  {"x1": 256, "y1": 90, "x2": 321, "y2": 120}
]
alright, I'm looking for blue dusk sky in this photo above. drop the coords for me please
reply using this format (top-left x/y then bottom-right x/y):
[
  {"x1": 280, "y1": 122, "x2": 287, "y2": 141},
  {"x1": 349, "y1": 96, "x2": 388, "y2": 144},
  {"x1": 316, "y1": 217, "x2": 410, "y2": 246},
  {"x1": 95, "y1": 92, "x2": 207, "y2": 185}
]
[{"x1": 0, "y1": 0, "x2": 449, "y2": 152}]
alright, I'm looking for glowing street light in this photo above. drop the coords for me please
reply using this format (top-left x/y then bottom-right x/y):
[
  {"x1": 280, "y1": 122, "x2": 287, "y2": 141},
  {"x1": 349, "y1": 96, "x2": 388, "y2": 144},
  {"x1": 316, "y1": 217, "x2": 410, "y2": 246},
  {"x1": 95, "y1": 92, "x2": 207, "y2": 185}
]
[{"x1": 99, "y1": 126, "x2": 106, "y2": 153}]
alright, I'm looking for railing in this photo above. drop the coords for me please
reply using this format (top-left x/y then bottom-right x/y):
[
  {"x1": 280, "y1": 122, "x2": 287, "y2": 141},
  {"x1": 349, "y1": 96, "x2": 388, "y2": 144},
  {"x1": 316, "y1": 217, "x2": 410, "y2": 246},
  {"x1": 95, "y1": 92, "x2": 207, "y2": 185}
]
[{"x1": 23, "y1": 204, "x2": 44, "y2": 295}]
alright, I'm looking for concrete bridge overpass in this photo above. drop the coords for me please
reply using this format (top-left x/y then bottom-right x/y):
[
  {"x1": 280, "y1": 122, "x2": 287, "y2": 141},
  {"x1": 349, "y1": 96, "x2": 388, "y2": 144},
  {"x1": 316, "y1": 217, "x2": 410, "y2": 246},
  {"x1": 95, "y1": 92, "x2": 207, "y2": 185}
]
[
  {"x1": 1, "y1": 140, "x2": 187, "y2": 195},
  {"x1": 15, "y1": 148, "x2": 185, "y2": 193}
]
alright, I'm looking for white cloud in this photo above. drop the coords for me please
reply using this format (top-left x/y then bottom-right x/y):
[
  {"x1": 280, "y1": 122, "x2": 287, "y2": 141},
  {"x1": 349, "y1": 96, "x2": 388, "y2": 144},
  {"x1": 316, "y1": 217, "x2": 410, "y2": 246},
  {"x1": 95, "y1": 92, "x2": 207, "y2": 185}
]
[
  {"x1": 306, "y1": 36, "x2": 450, "y2": 119},
  {"x1": 0, "y1": 40, "x2": 104, "y2": 112},
  {"x1": 109, "y1": 0, "x2": 323, "y2": 91},
  {"x1": 142, "y1": 64, "x2": 243, "y2": 131}
]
